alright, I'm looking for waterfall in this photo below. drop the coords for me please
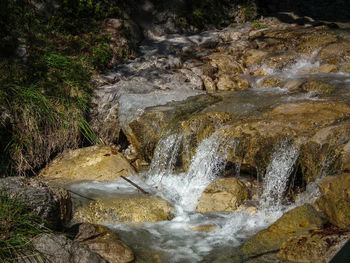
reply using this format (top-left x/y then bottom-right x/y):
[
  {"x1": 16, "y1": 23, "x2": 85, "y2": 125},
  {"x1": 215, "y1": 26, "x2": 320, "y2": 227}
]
[
  {"x1": 146, "y1": 131, "x2": 236, "y2": 212},
  {"x1": 259, "y1": 140, "x2": 299, "y2": 211},
  {"x1": 147, "y1": 132, "x2": 183, "y2": 184},
  {"x1": 177, "y1": 132, "x2": 233, "y2": 211}
]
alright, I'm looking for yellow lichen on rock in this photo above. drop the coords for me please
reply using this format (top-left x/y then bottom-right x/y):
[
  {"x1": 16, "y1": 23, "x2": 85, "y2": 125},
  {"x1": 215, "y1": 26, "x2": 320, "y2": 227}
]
[
  {"x1": 40, "y1": 145, "x2": 136, "y2": 183},
  {"x1": 197, "y1": 177, "x2": 248, "y2": 213},
  {"x1": 74, "y1": 195, "x2": 174, "y2": 224}
]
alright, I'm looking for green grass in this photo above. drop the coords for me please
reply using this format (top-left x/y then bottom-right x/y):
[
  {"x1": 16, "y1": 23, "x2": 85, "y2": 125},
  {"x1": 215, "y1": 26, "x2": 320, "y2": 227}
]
[
  {"x1": 0, "y1": 0, "x2": 133, "y2": 176},
  {"x1": 175, "y1": 0, "x2": 256, "y2": 30},
  {"x1": 0, "y1": 190, "x2": 49, "y2": 262}
]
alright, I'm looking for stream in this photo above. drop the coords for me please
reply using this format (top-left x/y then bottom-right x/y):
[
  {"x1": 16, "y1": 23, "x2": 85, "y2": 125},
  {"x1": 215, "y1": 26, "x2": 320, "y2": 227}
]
[{"x1": 68, "y1": 21, "x2": 350, "y2": 262}]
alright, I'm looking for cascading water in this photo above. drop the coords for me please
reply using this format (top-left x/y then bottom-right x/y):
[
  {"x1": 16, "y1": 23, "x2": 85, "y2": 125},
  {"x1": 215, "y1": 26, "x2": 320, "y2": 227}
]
[
  {"x1": 259, "y1": 140, "x2": 299, "y2": 211},
  {"x1": 146, "y1": 131, "x2": 234, "y2": 212},
  {"x1": 64, "y1": 23, "x2": 350, "y2": 262},
  {"x1": 147, "y1": 132, "x2": 183, "y2": 183}
]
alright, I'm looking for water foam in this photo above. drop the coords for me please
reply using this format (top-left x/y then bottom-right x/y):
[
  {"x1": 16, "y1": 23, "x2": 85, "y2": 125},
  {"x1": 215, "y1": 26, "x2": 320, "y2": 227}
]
[
  {"x1": 146, "y1": 131, "x2": 235, "y2": 212},
  {"x1": 259, "y1": 140, "x2": 299, "y2": 211}
]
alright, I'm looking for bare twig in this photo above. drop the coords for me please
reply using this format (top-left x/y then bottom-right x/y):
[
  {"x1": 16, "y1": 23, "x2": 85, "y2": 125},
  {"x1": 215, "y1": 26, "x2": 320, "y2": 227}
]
[
  {"x1": 120, "y1": 176, "x2": 149, "y2": 195},
  {"x1": 67, "y1": 189, "x2": 96, "y2": 201}
]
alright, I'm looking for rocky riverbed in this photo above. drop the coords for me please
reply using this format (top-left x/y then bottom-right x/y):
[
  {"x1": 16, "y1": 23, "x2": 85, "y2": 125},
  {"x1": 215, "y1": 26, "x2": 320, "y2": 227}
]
[{"x1": 7, "y1": 16, "x2": 350, "y2": 263}]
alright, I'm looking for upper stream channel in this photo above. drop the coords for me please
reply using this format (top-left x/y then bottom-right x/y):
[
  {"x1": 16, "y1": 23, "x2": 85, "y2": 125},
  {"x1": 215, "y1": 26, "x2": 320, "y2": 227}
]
[{"x1": 66, "y1": 20, "x2": 350, "y2": 262}]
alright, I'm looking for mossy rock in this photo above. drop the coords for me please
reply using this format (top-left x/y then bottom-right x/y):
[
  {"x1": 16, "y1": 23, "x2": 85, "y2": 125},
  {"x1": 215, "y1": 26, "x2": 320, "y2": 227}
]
[{"x1": 242, "y1": 205, "x2": 325, "y2": 256}]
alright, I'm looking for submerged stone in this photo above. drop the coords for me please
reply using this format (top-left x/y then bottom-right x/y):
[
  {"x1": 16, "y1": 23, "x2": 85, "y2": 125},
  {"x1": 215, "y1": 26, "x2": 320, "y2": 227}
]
[
  {"x1": 40, "y1": 146, "x2": 136, "y2": 184},
  {"x1": 74, "y1": 194, "x2": 174, "y2": 224},
  {"x1": 197, "y1": 177, "x2": 248, "y2": 213}
]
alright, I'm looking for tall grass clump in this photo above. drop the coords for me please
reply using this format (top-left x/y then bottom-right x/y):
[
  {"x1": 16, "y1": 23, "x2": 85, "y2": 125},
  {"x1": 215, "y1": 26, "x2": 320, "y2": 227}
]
[{"x1": 0, "y1": 190, "x2": 48, "y2": 262}]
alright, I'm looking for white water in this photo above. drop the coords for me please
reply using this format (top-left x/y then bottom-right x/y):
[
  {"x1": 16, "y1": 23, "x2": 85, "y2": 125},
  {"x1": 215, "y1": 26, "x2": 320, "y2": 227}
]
[
  {"x1": 147, "y1": 132, "x2": 183, "y2": 179},
  {"x1": 146, "y1": 131, "x2": 234, "y2": 212},
  {"x1": 259, "y1": 140, "x2": 299, "y2": 211},
  {"x1": 68, "y1": 133, "x2": 319, "y2": 262}
]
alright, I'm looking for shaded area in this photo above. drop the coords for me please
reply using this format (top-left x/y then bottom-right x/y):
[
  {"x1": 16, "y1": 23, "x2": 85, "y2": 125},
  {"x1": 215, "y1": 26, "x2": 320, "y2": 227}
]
[
  {"x1": 257, "y1": 0, "x2": 350, "y2": 22},
  {"x1": 330, "y1": 239, "x2": 350, "y2": 263}
]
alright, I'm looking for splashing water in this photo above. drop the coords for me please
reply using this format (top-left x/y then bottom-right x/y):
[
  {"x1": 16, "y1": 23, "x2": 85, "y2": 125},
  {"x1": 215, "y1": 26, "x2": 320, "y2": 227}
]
[
  {"x1": 146, "y1": 131, "x2": 236, "y2": 212},
  {"x1": 259, "y1": 140, "x2": 299, "y2": 211},
  {"x1": 147, "y1": 132, "x2": 183, "y2": 183}
]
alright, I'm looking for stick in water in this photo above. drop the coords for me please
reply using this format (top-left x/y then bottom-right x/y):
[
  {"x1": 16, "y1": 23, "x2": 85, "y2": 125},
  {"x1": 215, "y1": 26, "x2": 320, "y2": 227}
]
[{"x1": 120, "y1": 175, "x2": 149, "y2": 195}]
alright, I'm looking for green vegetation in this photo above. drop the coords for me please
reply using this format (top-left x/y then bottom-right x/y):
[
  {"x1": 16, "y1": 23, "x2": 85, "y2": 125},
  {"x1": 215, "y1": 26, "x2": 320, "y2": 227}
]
[
  {"x1": 175, "y1": 0, "x2": 256, "y2": 29},
  {"x1": 0, "y1": 0, "x2": 132, "y2": 176},
  {"x1": 252, "y1": 21, "x2": 268, "y2": 29},
  {"x1": 0, "y1": 190, "x2": 48, "y2": 262}
]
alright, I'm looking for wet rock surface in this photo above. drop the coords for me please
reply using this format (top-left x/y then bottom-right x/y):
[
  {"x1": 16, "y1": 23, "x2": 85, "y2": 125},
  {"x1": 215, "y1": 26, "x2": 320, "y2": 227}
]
[
  {"x1": 73, "y1": 194, "x2": 174, "y2": 224},
  {"x1": 316, "y1": 173, "x2": 350, "y2": 230},
  {"x1": 277, "y1": 226, "x2": 350, "y2": 263},
  {"x1": 242, "y1": 205, "x2": 325, "y2": 256},
  {"x1": 197, "y1": 177, "x2": 248, "y2": 213},
  {"x1": 58, "y1": 19, "x2": 350, "y2": 262}
]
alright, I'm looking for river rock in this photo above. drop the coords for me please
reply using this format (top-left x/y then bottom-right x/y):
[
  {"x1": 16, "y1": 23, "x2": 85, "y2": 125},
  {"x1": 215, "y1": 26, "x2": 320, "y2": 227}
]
[
  {"x1": 264, "y1": 101, "x2": 350, "y2": 128},
  {"x1": 202, "y1": 75, "x2": 216, "y2": 93},
  {"x1": 339, "y1": 140, "x2": 350, "y2": 173},
  {"x1": 216, "y1": 74, "x2": 250, "y2": 91},
  {"x1": 208, "y1": 53, "x2": 243, "y2": 75},
  {"x1": 316, "y1": 173, "x2": 350, "y2": 229},
  {"x1": 257, "y1": 77, "x2": 283, "y2": 88},
  {"x1": 32, "y1": 234, "x2": 107, "y2": 263},
  {"x1": 124, "y1": 94, "x2": 220, "y2": 163},
  {"x1": 0, "y1": 177, "x2": 67, "y2": 229},
  {"x1": 318, "y1": 41, "x2": 350, "y2": 65},
  {"x1": 242, "y1": 204, "x2": 325, "y2": 256},
  {"x1": 40, "y1": 146, "x2": 136, "y2": 184},
  {"x1": 74, "y1": 195, "x2": 174, "y2": 224},
  {"x1": 318, "y1": 64, "x2": 338, "y2": 73},
  {"x1": 301, "y1": 80, "x2": 335, "y2": 94},
  {"x1": 277, "y1": 226, "x2": 350, "y2": 263},
  {"x1": 299, "y1": 122, "x2": 350, "y2": 183},
  {"x1": 197, "y1": 177, "x2": 248, "y2": 213},
  {"x1": 75, "y1": 223, "x2": 134, "y2": 263},
  {"x1": 243, "y1": 49, "x2": 268, "y2": 67},
  {"x1": 180, "y1": 112, "x2": 233, "y2": 170}
]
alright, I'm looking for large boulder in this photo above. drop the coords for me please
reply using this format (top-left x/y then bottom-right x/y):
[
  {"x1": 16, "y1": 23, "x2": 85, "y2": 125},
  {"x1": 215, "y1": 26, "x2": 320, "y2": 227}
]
[
  {"x1": 40, "y1": 146, "x2": 136, "y2": 184},
  {"x1": 32, "y1": 234, "x2": 107, "y2": 263},
  {"x1": 242, "y1": 205, "x2": 325, "y2": 256},
  {"x1": 74, "y1": 194, "x2": 174, "y2": 224},
  {"x1": 277, "y1": 226, "x2": 350, "y2": 263},
  {"x1": 179, "y1": 112, "x2": 233, "y2": 170},
  {"x1": 316, "y1": 173, "x2": 350, "y2": 229},
  {"x1": 75, "y1": 223, "x2": 134, "y2": 263},
  {"x1": 122, "y1": 94, "x2": 220, "y2": 163},
  {"x1": 196, "y1": 177, "x2": 248, "y2": 213},
  {"x1": 299, "y1": 122, "x2": 350, "y2": 183},
  {"x1": 0, "y1": 177, "x2": 70, "y2": 229}
]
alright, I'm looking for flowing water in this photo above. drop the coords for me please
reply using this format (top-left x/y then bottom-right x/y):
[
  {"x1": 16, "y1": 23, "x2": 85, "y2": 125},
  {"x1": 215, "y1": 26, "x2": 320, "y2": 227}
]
[
  {"x1": 69, "y1": 131, "x2": 313, "y2": 262},
  {"x1": 69, "y1": 24, "x2": 350, "y2": 262}
]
